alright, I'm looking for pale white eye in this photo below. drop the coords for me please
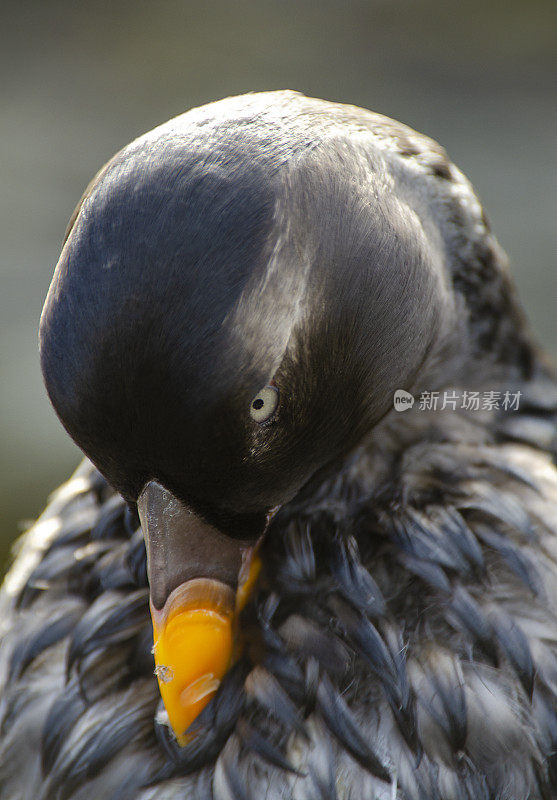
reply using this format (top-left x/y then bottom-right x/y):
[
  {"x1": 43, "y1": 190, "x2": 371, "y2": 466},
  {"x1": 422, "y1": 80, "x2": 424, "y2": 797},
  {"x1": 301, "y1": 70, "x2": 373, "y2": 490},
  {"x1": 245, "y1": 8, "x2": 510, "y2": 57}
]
[{"x1": 250, "y1": 385, "x2": 279, "y2": 423}]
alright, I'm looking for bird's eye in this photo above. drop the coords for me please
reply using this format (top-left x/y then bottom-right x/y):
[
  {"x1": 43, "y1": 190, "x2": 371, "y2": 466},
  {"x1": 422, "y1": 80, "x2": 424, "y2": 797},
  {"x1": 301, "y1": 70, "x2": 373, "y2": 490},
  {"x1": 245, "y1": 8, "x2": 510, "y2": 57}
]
[{"x1": 250, "y1": 385, "x2": 279, "y2": 423}]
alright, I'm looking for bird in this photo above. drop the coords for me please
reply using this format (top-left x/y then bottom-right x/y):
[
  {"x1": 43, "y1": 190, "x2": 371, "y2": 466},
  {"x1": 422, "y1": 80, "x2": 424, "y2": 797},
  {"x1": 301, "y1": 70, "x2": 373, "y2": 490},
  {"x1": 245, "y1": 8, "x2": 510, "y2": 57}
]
[{"x1": 1, "y1": 89, "x2": 557, "y2": 800}]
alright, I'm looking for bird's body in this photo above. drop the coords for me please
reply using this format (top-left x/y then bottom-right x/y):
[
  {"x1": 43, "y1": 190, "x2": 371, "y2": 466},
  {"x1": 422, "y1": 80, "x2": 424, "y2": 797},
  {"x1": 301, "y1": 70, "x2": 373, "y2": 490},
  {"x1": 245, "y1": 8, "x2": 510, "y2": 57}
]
[{"x1": 1, "y1": 91, "x2": 557, "y2": 799}]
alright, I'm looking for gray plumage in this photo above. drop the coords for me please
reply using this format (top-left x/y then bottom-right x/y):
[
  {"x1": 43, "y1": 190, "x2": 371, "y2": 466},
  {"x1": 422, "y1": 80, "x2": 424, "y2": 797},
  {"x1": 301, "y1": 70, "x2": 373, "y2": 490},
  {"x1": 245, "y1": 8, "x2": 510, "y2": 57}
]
[{"x1": 1, "y1": 90, "x2": 557, "y2": 799}]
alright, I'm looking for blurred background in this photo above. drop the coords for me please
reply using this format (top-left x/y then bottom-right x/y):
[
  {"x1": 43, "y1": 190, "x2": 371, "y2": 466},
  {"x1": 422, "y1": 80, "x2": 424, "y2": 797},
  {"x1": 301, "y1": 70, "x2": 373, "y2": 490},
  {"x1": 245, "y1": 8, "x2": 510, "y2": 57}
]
[{"x1": 1, "y1": 0, "x2": 556, "y2": 568}]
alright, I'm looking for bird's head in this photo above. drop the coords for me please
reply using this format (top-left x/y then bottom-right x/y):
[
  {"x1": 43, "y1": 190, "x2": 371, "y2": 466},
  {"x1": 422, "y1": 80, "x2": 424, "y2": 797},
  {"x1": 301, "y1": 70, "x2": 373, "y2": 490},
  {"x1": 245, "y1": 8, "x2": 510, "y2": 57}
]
[{"x1": 39, "y1": 91, "x2": 464, "y2": 742}]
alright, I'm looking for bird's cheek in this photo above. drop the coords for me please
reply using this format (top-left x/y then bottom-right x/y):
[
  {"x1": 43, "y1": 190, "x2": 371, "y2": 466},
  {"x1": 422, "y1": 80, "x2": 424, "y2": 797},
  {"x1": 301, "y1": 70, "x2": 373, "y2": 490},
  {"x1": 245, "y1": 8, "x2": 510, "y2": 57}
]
[{"x1": 137, "y1": 481, "x2": 263, "y2": 745}]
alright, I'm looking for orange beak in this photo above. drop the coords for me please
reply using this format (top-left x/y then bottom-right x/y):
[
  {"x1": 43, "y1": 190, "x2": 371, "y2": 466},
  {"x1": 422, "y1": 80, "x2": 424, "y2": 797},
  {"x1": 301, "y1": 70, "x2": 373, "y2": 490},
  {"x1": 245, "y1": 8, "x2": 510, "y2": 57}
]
[
  {"x1": 150, "y1": 579, "x2": 235, "y2": 744},
  {"x1": 137, "y1": 481, "x2": 264, "y2": 744}
]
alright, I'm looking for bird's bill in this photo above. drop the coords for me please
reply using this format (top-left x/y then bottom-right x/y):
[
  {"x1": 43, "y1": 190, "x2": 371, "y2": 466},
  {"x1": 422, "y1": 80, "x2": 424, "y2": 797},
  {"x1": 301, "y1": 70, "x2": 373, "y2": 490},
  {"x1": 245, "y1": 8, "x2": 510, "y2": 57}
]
[
  {"x1": 149, "y1": 579, "x2": 235, "y2": 744},
  {"x1": 137, "y1": 480, "x2": 261, "y2": 744}
]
